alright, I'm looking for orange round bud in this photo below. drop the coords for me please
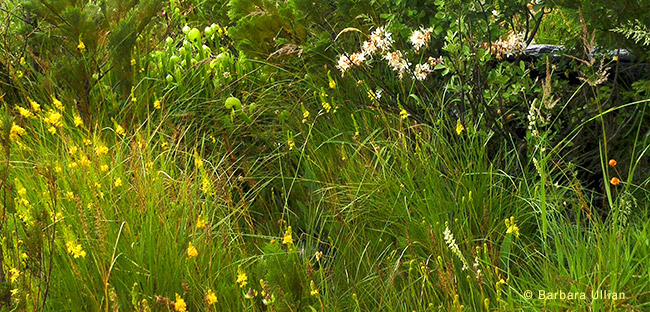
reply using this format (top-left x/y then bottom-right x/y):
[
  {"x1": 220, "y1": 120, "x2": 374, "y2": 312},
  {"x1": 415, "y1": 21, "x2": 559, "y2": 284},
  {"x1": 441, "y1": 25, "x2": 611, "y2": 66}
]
[
  {"x1": 610, "y1": 177, "x2": 620, "y2": 186},
  {"x1": 608, "y1": 159, "x2": 617, "y2": 167}
]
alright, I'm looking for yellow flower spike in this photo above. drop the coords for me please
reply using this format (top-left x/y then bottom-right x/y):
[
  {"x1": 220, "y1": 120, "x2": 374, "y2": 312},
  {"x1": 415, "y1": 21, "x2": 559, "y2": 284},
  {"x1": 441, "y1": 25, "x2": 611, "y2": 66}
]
[
  {"x1": 456, "y1": 119, "x2": 465, "y2": 135},
  {"x1": 130, "y1": 58, "x2": 136, "y2": 66},
  {"x1": 400, "y1": 109, "x2": 409, "y2": 120},
  {"x1": 282, "y1": 226, "x2": 293, "y2": 246},
  {"x1": 9, "y1": 268, "x2": 20, "y2": 283},
  {"x1": 236, "y1": 266, "x2": 248, "y2": 288},
  {"x1": 17, "y1": 106, "x2": 33, "y2": 118},
  {"x1": 174, "y1": 294, "x2": 187, "y2": 312},
  {"x1": 100, "y1": 164, "x2": 109, "y2": 172},
  {"x1": 74, "y1": 115, "x2": 84, "y2": 127},
  {"x1": 153, "y1": 99, "x2": 161, "y2": 110},
  {"x1": 505, "y1": 216, "x2": 520, "y2": 238},
  {"x1": 205, "y1": 289, "x2": 217, "y2": 305},
  {"x1": 29, "y1": 99, "x2": 41, "y2": 112},
  {"x1": 9, "y1": 123, "x2": 26, "y2": 141},
  {"x1": 310, "y1": 280, "x2": 319, "y2": 296},
  {"x1": 114, "y1": 178, "x2": 122, "y2": 188},
  {"x1": 66, "y1": 241, "x2": 86, "y2": 258},
  {"x1": 77, "y1": 40, "x2": 86, "y2": 52},
  {"x1": 52, "y1": 96, "x2": 64, "y2": 111},
  {"x1": 196, "y1": 216, "x2": 207, "y2": 229},
  {"x1": 115, "y1": 124, "x2": 125, "y2": 136},
  {"x1": 95, "y1": 144, "x2": 109, "y2": 156},
  {"x1": 187, "y1": 242, "x2": 198, "y2": 258}
]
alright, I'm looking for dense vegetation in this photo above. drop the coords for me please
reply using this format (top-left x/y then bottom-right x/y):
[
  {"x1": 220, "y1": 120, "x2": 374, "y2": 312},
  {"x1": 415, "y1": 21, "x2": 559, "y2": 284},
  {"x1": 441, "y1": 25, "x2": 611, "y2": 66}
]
[{"x1": 1, "y1": 0, "x2": 649, "y2": 310}]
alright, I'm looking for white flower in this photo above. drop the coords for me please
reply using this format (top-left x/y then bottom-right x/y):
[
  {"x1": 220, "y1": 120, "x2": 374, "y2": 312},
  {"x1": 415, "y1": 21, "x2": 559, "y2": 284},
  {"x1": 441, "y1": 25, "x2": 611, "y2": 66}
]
[
  {"x1": 336, "y1": 54, "x2": 353, "y2": 75},
  {"x1": 349, "y1": 52, "x2": 366, "y2": 66},
  {"x1": 384, "y1": 51, "x2": 411, "y2": 78},
  {"x1": 369, "y1": 26, "x2": 394, "y2": 52},
  {"x1": 409, "y1": 27, "x2": 433, "y2": 52},
  {"x1": 362, "y1": 40, "x2": 378, "y2": 55},
  {"x1": 413, "y1": 63, "x2": 432, "y2": 81}
]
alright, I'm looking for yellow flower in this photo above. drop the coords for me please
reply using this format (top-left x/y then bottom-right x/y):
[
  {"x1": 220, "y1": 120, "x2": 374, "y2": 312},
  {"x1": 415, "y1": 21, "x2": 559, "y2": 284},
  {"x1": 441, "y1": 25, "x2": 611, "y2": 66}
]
[
  {"x1": 187, "y1": 242, "x2": 198, "y2": 258},
  {"x1": 130, "y1": 58, "x2": 136, "y2": 66},
  {"x1": 504, "y1": 216, "x2": 520, "y2": 238},
  {"x1": 95, "y1": 144, "x2": 109, "y2": 156},
  {"x1": 29, "y1": 99, "x2": 41, "y2": 112},
  {"x1": 77, "y1": 40, "x2": 86, "y2": 52},
  {"x1": 329, "y1": 80, "x2": 336, "y2": 89},
  {"x1": 400, "y1": 109, "x2": 409, "y2": 120},
  {"x1": 66, "y1": 241, "x2": 87, "y2": 258},
  {"x1": 322, "y1": 102, "x2": 332, "y2": 113},
  {"x1": 74, "y1": 115, "x2": 84, "y2": 127},
  {"x1": 48, "y1": 126, "x2": 56, "y2": 134},
  {"x1": 303, "y1": 110, "x2": 310, "y2": 119},
  {"x1": 174, "y1": 294, "x2": 187, "y2": 312},
  {"x1": 153, "y1": 100, "x2": 161, "y2": 110},
  {"x1": 44, "y1": 110, "x2": 63, "y2": 128},
  {"x1": 100, "y1": 164, "x2": 109, "y2": 172},
  {"x1": 9, "y1": 268, "x2": 20, "y2": 283},
  {"x1": 20, "y1": 57, "x2": 26, "y2": 65},
  {"x1": 114, "y1": 178, "x2": 123, "y2": 187},
  {"x1": 9, "y1": 123, "x2": 26, "y2": 141},
  {"x1": 17, "y1": 187, "x2": 27, "y2": 196},
  {"x1": 17, "y1": 106, "x2": 33, "y2": 118},
  {"x1": 52, "y1": 96, "x2": 64, "y2": 111},
  {"x1": 16, "y1": 70, "x2": 23, "y2": 79},
  {"x1": 205, "y1": 289, "x2": 217, "y2": 305},
  {"x1": 288, "y1": 139, "x2": 295, "y2": 151},
  {"x1": 310, "y1": 280, "x2": 319, "y2": 296},
  {"x1": 456, "y1": 119, "x2": 465, "y2": 135},
  {"x1": 236, "y1": 272, "x2": 248, "y2": 288},
  {"x1": 196, "y1": 216, "x2": 207, "y2": 229},
  {"x1": 79, "y1": 155, "x2": 91, "y2": 167},
  {"x1": 282, "y1": 226, "x2": 293, "y2": 245},
  {"x1": 69, "y1": 145, "x2": 78, "y2": 155},
  {"x1": 115, "y1": 124, "x2": 125, "y2": 136}
]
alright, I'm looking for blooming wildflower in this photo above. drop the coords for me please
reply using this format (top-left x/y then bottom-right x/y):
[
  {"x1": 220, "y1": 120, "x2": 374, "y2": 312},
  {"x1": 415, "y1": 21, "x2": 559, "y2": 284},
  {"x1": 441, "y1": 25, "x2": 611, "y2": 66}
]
[
  {"x1": 114, "y1": 178, "x2": 122, "y2": 187},
  {"x1": 369, "y1": 26, "x2": 394, "y2": 52},
  {"x1": 504, "y1": 216, "x2": 520, "y2": 238},
  {"x1": 52, "y1": 96, "x2": 64, "y2": 111},
  {"x1": 16, "y1": 70, "x2": 24, "y2": 79},
  {"x1": 196, "y1": 216, "x2": 207, "y2": 229},
  {"x1": 9, "y1": 268, "x2": 19, "y2": 283},
  {"x1": 187, "y1": 242, "x2": 198, "y2": 258},
  {"x1": 608, "y1": 159, "x2": 617, "y2": 167},
  {"x1": 29, "y1": 99, "x2": 41, "y2": 112},
  {"x1": 17, "y1": 106, "x2": 33, "y2": 118},
  {"x1": 349, "y1": 52, "x2": 365, "y2": 66},
  {"x1": 336, "y1": 54, "x2": 353, "y2": 75},
  {"x1": 205, "y1": 289, "x2": 217, "y2": 304},
  {"x1": 77, "y1": 40, "x2": 86, "y2": 52},
  {"x1": 362, "y1": 40, "x2": 378, "y2": 55},
  {"x1": 610, "y1": 177, "x2": 620, "y2": 186},
  {"x1": 153, "y1": 100, "x2": 161, "y2": 110},
  {"x1": 174, "y1": 294, "x2": 187, "y2": 312},
  {"x1": 66, "y1": 241, "x2": 87, "y2": 258},
  {"x1": 428, "y1": 56, "x2": 444, "y2": 67},
  {"x1": 95, "y1": 144, "x2": 109, "y2": 156},
  {"x1": 310, "y1": 280, "x2": 319, "y2": 296},
  {"x1": 283, "y1": 226, "x2": 293, "y2": 245},
  {"x1": 315, "y1": 251, "x2": 323, "y2": 261},
  {"x1": 44, "y1": 110, "x2": 63, "y2": 128},
  {"x1": 69, "y1": 145, "x2": 78, "y2": 155},
  {"x1": 130, "y1": 59, "x2": 136, "y2": 66},
  {"x1": 413, "y1": 63, "x2": 432, "y2": 81},
  {"x1": 9, "y1": 123, "x2": 26, "y2": 141},
  {"x1": 383, "y1": 51, "x2": 410, "y2": 78},
  {"x1": 115, "y1": 124, "x2": 125, "y2": 136},
  {"x1": 48, "y1": 127, "x2": 56, "y2": 134},
  {"x1": 409, "y1": 27, "x2": 433, "y2": 52},
  {"x1": 288, "y1": 139, "x2": 295, "y2": 150},
  {"x1": 322, "y1": 101, "x2": 332, "y2": 113},
  {"x1": 400, "y1": 109, "x2": 409, "y2": 120},
  {"x1": 73, "y1": 115, "x2": 84, "y2": 127},
  {"x1": 303, "y1": 111, "x2": 310, "y2": 119},
  {"x1": 100, "y1": 164, "x2": 109, "y2": 172},
  {"x1": 79, "y1": 155, "x2": 91, "y2": 167},
  {"x1": 329, "y1": 79, "x2": 336, "y2": 89},
  {"x1": 236, "y1": 266, "x2": 248, "y2": 288},
  {"x1": 443, "y1": 224, "x2": 470, "y2": 271},
  {"x1": 456, "y1": 120, "x2": 465, "y2": 135},
  {"x1": 17, "y1": 187, "x2": 26, "y2": 196}
]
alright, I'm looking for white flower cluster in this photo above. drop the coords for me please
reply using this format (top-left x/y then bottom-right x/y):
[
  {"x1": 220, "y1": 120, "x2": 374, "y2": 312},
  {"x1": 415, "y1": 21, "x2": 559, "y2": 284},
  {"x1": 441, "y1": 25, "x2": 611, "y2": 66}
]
[
  {"x1": 409, "y1": 27, "x2": 433, "y2": 52},
  {"x1": 482, "y1": 32, "x2": 527, "y2": 60},
  {"x1": 336, "y1": 25, "x2": 440, "y2": 81},
  {"x1": 443, "y1": 225, "x2": 470, "y2": 271}
]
